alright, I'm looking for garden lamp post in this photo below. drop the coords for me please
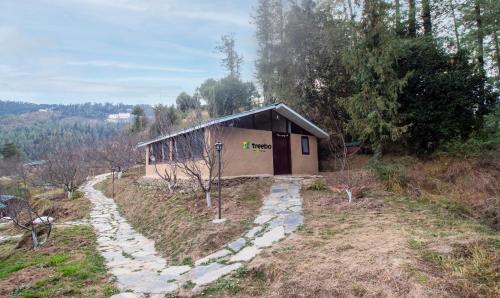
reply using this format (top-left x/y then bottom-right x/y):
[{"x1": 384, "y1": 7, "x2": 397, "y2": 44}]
[
  {"x1": 215, "y1": 142, "x2": 223, "y2": 220},
  {"x1": 111, "y1": 167, "x2": 116, "y2": 199}
]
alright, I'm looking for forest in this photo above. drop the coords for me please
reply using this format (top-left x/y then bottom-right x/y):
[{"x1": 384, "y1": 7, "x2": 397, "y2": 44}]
[
  {"x1": 252, "y1": 0, "x2": 499, "y2": 156},
  {"x1": 158, "y1": 0, "x2": 499, "y2": 158}
]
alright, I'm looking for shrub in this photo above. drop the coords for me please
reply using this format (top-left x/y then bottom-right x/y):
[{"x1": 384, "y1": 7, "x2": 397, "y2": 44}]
[
  {"x1": 439, "y1": 137, "x2": 500, "y2": 157},
  {"x1": 367, "y1": 159, "x2": 409, "y2": 191},
  {"x1": 306, "y1": 181, "x2": 328, "y2": 191},
  {"x1": 71, "y1": 190, "x2": 84, "y2": 200}
]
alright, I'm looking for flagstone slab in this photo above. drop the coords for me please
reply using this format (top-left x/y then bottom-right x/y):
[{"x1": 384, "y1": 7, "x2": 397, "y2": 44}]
[
  {"x1": 228, "y1": 237, "x2": 246, "y2": 252},
  {"x1": 245, "y1": 226, "x2": 262, "y2": 238},
  {"x1": 195, "y1": 249, "x2": 232, "y2": 266},
  {"x1": 254, "y1": 214, "x2": 273, "y2": 225},
  {"x1": 192, "y1": 262, "x2": 242, "y2": 287},
  {"x1": 229, "y1": 246, "x2": 260, "y2": 262},
  {"x1": 253, "y1": 226, "x2": 285, "y2": 248}
]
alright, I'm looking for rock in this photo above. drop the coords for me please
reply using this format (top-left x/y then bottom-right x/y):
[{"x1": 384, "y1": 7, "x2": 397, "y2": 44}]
[
  {"x1": 283, "y1": 213, "x2": 304, "y2": 234},
  {"x1": 245, "y1": 226, "x2": 262, "y2": 238},
  {"x1": 212, "y1": 218, "x2": 227, "y2": 224},
  {"x1": 192, "y1": 262, "x2": 242, "y2": 287},
  {"x1": 111, "y1": 293, "x2": 144, "y2": 298},
  {"x1": 229, "y1": 246, "x2": 260, "y2": 262},
  {"x1": 228, "y1": 238, "x2": 246, "y2": 252},
  {"x1": 195, "y1": 249, "x2": 232, "y2": 266},
  {"x1": 32, "y1": 216, "x2": 54, "y2": 224},
  {"x1": 254, "y1": 214, "x2": 273, "y2": 225},
  {"x1": 253, "y1": 226, "x2": 285, "y2": 248}
]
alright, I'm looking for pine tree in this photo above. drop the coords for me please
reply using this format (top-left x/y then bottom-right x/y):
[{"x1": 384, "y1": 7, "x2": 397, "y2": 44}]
[
  {"x1": 342, "y1": 0, "x2": 410, "y2": 158},
  {"x1": 130, "y1": 106, "x2": 147, "y2": 133},
  {"x1": 0, "y1": 143, "x2": 21, "y2": 160}
]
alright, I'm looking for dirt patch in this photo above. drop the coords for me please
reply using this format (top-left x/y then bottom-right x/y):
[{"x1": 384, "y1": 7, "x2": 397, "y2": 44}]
[
  {"x1": 97, "y1": 169, "x2": 272, "y2": 263},
  {"x1": 0, "y1": 266, "x2": 56, "y2": 296}
]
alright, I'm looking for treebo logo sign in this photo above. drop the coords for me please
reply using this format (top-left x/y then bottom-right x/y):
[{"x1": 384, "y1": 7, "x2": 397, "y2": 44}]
[{"x1": 242, "y1": 141, "x2": 272, "y2": 151}]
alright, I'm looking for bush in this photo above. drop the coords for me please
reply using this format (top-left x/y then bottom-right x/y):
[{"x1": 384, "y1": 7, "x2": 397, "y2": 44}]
[
  {"x1": 306, "y1": 181, "x2": 329, "y2": 191},
  {"x1": 439, "y1": 103, "x2": 500, "y2": 157},
  {"x1": 367, "y1": 159, "x2": 409, "y2": 191},
  {"x1": 440, "y1": 136, "x2": 500, "y2": 157},
  {"x1": 71, "y1": 190, "x2": 84, "y2": 200}
]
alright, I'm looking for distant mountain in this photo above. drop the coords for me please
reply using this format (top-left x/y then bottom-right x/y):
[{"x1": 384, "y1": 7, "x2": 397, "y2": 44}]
[{"x1": 0, "y1": 100, "x2": 153, "y2": 119}]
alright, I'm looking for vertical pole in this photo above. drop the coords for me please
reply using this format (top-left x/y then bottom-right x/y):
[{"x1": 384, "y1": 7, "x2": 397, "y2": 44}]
[
  {"x1": 217, "y1": 147, "x2": 222, "y2": 220},
  {"x1": 112, "y1": 170, "x2": 115, "y2": 199}
]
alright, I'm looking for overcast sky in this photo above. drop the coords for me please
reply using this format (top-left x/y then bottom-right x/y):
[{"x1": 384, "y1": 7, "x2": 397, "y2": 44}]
[{"x1": 0, "y1": 0, "x2": 257, "y2": 105}]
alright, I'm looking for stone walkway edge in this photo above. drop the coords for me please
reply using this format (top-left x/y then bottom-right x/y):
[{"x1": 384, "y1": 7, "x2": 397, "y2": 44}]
[{"x1": 82, "y1": 174, "x2": 304, "y2": 297}]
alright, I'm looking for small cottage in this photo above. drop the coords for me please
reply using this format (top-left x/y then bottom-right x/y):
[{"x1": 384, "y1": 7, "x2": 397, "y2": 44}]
[{"x1": 138, "y1": 103, "x2": 328, "y2": 178}]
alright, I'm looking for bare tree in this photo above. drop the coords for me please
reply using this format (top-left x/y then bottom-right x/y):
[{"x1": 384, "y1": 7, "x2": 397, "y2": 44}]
[
  {"x1": 1, "y1": 195, "x2": 53, "y2": 248},
  {"x1": 148, "y1": 140, "x2": 179, "y2": 193},
  {"x1": 97, "y1": 133, "x2": 143, "y2": 178},
  {"x1": 175, "y1": 124, "x2": 225, "y2": 208},
  {"x1": 40, "y1": 139, "x2": 90, "y2": 198}
]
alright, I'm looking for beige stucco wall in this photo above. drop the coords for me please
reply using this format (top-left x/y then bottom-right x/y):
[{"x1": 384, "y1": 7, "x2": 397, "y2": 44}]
[
  {"x1": 219, "y1": 127, "x2": 274, "y2": 176},
  {"x1": 144, "y1": 127, "x2": 319, "y2": 179},
  {"x1": 290, "y1": 134, "x2": 318, "y2": 175}
]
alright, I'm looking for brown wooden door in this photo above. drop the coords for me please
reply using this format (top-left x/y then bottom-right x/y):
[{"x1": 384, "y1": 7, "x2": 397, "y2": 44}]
[{"x1": 272, "y1": 132, "x2": 292, "y2": 175}]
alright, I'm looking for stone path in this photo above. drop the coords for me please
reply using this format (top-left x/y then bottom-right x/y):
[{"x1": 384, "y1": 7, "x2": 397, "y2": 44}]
[{"x1": 82, "y1": 174, "x2": 304, "y2": 297}]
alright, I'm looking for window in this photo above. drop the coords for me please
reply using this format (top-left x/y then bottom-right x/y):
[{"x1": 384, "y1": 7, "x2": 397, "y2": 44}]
[{"x1": 301, "y1": 136, "x2": 310, "y2": 155}]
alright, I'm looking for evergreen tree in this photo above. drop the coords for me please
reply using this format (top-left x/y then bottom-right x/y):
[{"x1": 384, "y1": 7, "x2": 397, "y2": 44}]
[
  {"x1": 198, "y1": 77, "x2": 257, "y2": 117},
  {"x1": 342, "y1": 0, "x2": 410, "y2": 157},
  {"x1": 215, "y1": 34, "x2": 244, "y2": 78},
  {"x1": 176, "y1": 92, "x2": 200, "y2": 113},
  {"x1": 149, "y1": 105, "x2": 179, "y2": 137},
  {"x1": 130, "y1": 106, "x2": 147, "y2": 133},
  {"x1": 254, "y1": 0, "x2": 286, "y2": 103},
  {"x1": 0, "y1": 143, "x2": 21, "y2": 160},
  {"x1": 398, "y1": 39, "x2": 497, "y2": 153}
]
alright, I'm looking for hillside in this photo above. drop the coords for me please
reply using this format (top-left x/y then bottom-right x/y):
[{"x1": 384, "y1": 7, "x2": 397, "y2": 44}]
[{"x1": 0, "y1": 101, "x2": 152, "y2": 160}]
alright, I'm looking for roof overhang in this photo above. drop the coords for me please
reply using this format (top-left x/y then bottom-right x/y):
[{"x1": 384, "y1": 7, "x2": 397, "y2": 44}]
[{"x1": 137, "y1": 103, "x2": 329, "y2": 148}]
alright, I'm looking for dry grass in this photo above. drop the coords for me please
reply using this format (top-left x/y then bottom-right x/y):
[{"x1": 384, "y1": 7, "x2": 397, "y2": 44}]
[
  {"x1": 96, "y1": 168, "x2": 272, "y2": 264},
  {"x1": 196, "y1": 165, "x2": 499, "y2": 297}
]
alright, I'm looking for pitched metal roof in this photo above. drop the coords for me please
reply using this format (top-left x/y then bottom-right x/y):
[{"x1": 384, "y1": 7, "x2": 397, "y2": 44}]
[{"x1": 137, "y1": 103, "x2": 329, "y2": 147}]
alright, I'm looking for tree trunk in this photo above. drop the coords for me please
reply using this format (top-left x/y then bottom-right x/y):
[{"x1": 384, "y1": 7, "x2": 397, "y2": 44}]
[
  {"x1": 374, "y1": 142, "x2": 384, "y2": 160},
  {"x1": 493, "y1": 29, "x2": 500, "y2": 75},
  {"x1": 450, "y1": 0, "x2": 461, "y2": 51},
  {"x1": 422, "y1": 0, "x2": 432, "y2": 36},
  {"x1": 67, "y1": 191, "x2": 72, "y2": 199},
  {"x1": 408, "y1": 0, "x2": 416, "y2": 37},
  {"x1": 31, "y1": 229, "x2": 39, "y2": 248},
  {"x1": 206, "y1": 191, "x2": 212, "y2": 208},
  {"x1": 395, "y1": 0, "x2": 402, "y2": 35},
  {"x1": 347, "y1": 0, "x2": 355, "y2": 21},
  {"x1": 475, "y1": 0, "x2": 484, "y2": 71}
]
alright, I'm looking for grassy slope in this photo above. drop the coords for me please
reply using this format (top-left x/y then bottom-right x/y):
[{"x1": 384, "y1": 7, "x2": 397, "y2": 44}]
[
  {"x1": 0, "y1": 226, "x2": 118, "y2": 297},
  {"x1": 95, "y1": 168, "x2": 272, "y2": 264},
  {"x1": 194, "y1": 153, "x2": 499, "y2": 297}
]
